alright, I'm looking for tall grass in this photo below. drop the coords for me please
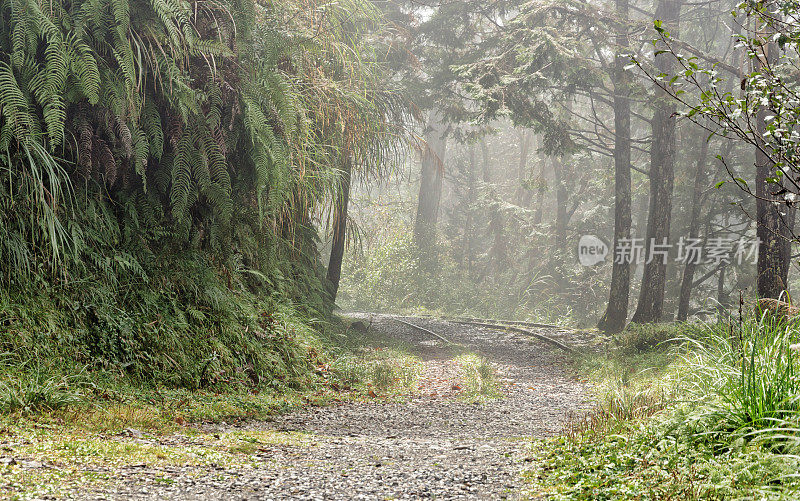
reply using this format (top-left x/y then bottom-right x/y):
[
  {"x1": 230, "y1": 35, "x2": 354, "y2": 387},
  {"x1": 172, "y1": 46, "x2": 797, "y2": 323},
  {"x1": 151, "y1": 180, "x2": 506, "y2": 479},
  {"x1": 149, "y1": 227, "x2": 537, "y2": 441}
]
[
  {"x1": 0, "y1": 356, "x2": 87, "y2": 413},
  {"x1": 528, "y1": 316, "x2": 800, "y2": 499},
  {"x1": 678, "y1": 316, "x2": 800, "y2": 448}
]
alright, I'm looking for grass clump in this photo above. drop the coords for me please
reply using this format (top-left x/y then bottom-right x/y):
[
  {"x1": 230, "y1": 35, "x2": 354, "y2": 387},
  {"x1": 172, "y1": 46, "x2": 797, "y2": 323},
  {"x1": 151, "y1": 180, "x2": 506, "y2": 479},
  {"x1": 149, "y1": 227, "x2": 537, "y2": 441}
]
[
  {"x1": 528, "y1": 316, "x2": 800, "y2": 499},
  {"x1": 0, "y1": 358, "x2": 88, "y2": 414},
  {"x1": 456, "y1": 353, "x2": 502, "y2": 401},
  {"x1": 331, "y1": 347, "x2": 422, "y2": 397}
]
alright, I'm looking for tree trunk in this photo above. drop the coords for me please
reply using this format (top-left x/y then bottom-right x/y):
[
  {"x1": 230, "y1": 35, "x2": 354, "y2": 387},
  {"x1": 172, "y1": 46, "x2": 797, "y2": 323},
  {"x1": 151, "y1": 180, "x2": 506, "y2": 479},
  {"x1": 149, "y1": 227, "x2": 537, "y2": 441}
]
[
  {"x1": 465, "y1": 144, "x2": 477, "y2": 275},
  {"x1": 533, "y1": 155, "x2": 548, "y2": 224},
  {"x1": 716, "y1": 261, "x2": 727, "y2": 312},
  {"x1": 676, "y1": 136, "x2": 710, "y2": 321},
  {"x1": 553, "y1": 156, "x2": 568, "y2": 247},
  {"x1": 631, "y1": 0, "x2": 681, "y2": 323},
  {"x1": 755, "y1": 37, "x2": 793, "y2": 300},
  {"x1": 326, "y1": 156, "x2": 352, "y2": 299},
  {"x1": 598, "y1": 0, "x2": 632, "y2": 333},
  {"x1": 414, "y1": 111, "x2": 447, "y2": 267},
  {"x1": 481, "y1": 140, "x2": 507, "y2": 275},
  {"x1": 480, "y1": 138, "x2": 491, "y2": 183},
  {"x1": 516, "y1": 130, "x2": 532, "y2": 206}
]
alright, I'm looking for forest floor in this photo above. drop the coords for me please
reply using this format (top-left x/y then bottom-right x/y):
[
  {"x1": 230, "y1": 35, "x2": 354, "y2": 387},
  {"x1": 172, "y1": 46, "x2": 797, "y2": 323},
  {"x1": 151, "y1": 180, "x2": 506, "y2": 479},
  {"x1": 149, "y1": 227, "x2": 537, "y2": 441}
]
[{"x1": 4, "y1": 315, "x2": 595, "y2": 500}]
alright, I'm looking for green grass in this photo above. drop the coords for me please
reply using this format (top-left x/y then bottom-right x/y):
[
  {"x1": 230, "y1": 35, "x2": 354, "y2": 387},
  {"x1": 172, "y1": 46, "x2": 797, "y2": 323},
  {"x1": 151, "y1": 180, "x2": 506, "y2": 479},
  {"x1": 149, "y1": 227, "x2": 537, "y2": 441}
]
[
  {"x1": 526, "y1": 317, "x2": 800, "y2": 499},
  {"x1": 0, "y1": 311, "x2": 427, "y2": 424},
  {"x1": 456, "y1": 353, "x2": 502, "y2": 401}
]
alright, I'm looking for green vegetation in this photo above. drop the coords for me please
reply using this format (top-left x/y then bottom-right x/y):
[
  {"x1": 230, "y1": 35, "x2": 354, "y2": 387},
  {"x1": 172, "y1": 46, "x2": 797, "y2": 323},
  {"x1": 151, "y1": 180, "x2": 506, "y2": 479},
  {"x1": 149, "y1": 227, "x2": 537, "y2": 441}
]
[
  {"x1": 0, "y1": 0, "x2": 403, "y2": 421},
  {"x1": 456, "y1": 353, "x2": 502, "y2": 401},
  {"x1": 0, "y1": 315, "x2": 429, "y2": 428},
  {"x1": 526, "y1": 316, "x2": 800, "y2": 499}
]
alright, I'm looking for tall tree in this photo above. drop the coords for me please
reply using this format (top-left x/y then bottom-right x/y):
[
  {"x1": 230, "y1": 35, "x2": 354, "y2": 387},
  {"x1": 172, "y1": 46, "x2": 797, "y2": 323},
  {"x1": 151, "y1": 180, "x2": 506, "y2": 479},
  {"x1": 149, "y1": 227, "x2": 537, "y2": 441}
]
[
  {"x1": 483, "y1": 142, "x2": 508, "y2": 274},
  {"x1": 631, "y1": 0, "x2": 682, "y2": 323},
  {"x1": 755, "y1": 34, "x2": 793, "y2": 300},
  {"x1": 516, "y1": 130, "x2": 533, "y2": 205},
  {"x1": 327, "y1": 157, "x2": 353, "y2": 299},
  {"x1": 414, "y1": 112, "x2": 448, "y2": 264},
  {"x1": 598, "y1": 0, "x2": 633, "y2": 333},
  {"x1": 552, "y1": 156, "x2": 569, "y2": 248},
  {"x1": 676, "y1": 136, "x2": 711, "y2": 320}
]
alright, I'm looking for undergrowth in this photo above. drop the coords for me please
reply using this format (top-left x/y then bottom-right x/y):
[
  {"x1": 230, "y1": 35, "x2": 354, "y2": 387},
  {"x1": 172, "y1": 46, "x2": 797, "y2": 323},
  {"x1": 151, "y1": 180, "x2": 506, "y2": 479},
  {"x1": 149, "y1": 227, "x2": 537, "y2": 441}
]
[
  {"x1": 0, "y1": 279, "x2": 326, "y2": 414},
  {"x1": 527, "y1": 314, "x2": 800, "y2": 499},
  {"x1": 0, "y1": 305, "x2": 426, "y2": 434}
]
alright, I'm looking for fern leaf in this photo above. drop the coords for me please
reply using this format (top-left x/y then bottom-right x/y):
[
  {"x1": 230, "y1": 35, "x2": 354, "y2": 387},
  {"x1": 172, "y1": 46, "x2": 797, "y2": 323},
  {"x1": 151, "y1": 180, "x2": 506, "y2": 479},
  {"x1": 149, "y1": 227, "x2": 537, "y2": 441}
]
[
  {"x1": 141, "y1": 98, "x2": 164, "y2": 159},
  {"x1": 0, "y1": 62, "x2": 33, "y2": 138},
  {"x1": 65, "y1": 33, "x2": 100, "y2": 104}
]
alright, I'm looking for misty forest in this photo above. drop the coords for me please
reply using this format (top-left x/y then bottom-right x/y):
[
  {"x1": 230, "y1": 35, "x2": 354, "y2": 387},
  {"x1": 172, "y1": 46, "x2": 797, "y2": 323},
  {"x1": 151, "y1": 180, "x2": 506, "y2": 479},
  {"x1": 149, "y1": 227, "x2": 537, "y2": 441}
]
[{"x1": 3, "y1": 0, "x2": 800, "y2": 498}]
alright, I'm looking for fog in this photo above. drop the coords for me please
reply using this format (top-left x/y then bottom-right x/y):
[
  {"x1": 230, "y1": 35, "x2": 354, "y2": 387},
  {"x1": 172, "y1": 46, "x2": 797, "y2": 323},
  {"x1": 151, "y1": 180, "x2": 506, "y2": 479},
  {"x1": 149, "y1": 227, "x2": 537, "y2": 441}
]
[{"x1": 324, "y1": 0, "x2": 799, "y2": 329}]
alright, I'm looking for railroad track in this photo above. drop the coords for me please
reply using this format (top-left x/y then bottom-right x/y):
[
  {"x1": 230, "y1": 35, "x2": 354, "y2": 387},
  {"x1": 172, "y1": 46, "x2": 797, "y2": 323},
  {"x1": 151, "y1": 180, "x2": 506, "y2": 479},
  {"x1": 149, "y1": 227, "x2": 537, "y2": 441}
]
[
  {"x1": 390, "y1": 315, "x2": 577, "y2": 353},
  {"x1": 413, "y1": 314, "x2": 572, "y2": 331}
]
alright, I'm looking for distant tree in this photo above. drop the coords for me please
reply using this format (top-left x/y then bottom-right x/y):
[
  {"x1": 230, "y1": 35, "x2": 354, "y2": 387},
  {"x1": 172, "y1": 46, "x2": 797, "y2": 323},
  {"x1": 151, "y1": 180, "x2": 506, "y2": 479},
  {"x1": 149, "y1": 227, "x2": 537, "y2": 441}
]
[
  {"x1": 676, "y1": 134, "x2": 712, "y2": 320},
  {"x1": 414, "y1": 112, "x2": 448, "y2": 265}
]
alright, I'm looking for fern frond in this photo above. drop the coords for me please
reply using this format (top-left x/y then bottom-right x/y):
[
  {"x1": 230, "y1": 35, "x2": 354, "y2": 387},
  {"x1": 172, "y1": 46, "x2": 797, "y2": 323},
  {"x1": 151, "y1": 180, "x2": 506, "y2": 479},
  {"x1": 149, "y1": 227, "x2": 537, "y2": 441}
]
[
  {"x1": 0, "y1": 62, "x2": 33, "y2": 138},
  {"x1": 170, "y1": 126, "x2": 193, "y2": 220},
  {"x1": 65, "y1": 33, "x2": 100, "y2": 104},
  {"x1": 141, "y1": 99, "x2": 164, "y2": 159}
]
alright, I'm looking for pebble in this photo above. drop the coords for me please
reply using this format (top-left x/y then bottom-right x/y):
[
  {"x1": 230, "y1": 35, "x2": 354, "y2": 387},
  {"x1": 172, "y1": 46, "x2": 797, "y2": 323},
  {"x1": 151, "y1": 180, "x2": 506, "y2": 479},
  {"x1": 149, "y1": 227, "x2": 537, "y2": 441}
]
[{"x1": 71, "y1": 314, "x2": 593, "y2": 500}]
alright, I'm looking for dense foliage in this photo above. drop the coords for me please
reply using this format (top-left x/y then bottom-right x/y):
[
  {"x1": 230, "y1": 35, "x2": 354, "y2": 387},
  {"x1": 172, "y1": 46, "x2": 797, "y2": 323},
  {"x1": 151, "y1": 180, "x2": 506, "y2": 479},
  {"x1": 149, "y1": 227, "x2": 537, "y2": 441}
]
[{"x1": 0, "y1": 0, "x2": 401, "y2": 387}]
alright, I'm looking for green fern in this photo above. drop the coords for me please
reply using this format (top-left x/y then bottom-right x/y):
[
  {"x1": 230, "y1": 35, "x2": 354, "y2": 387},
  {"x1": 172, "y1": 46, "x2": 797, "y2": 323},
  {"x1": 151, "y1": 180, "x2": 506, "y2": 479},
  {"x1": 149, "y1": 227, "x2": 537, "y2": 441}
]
[{"x1": 0, "y1": 0, "x2": 405, "y2": 386}]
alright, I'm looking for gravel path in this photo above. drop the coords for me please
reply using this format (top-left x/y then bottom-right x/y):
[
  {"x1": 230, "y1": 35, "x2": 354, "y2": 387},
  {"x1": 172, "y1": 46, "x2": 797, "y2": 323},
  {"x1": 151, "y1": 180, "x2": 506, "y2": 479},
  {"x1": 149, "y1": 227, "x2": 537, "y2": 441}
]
[{"x1": 77, "y1": 314, "x2": 593, "y2": 500}]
